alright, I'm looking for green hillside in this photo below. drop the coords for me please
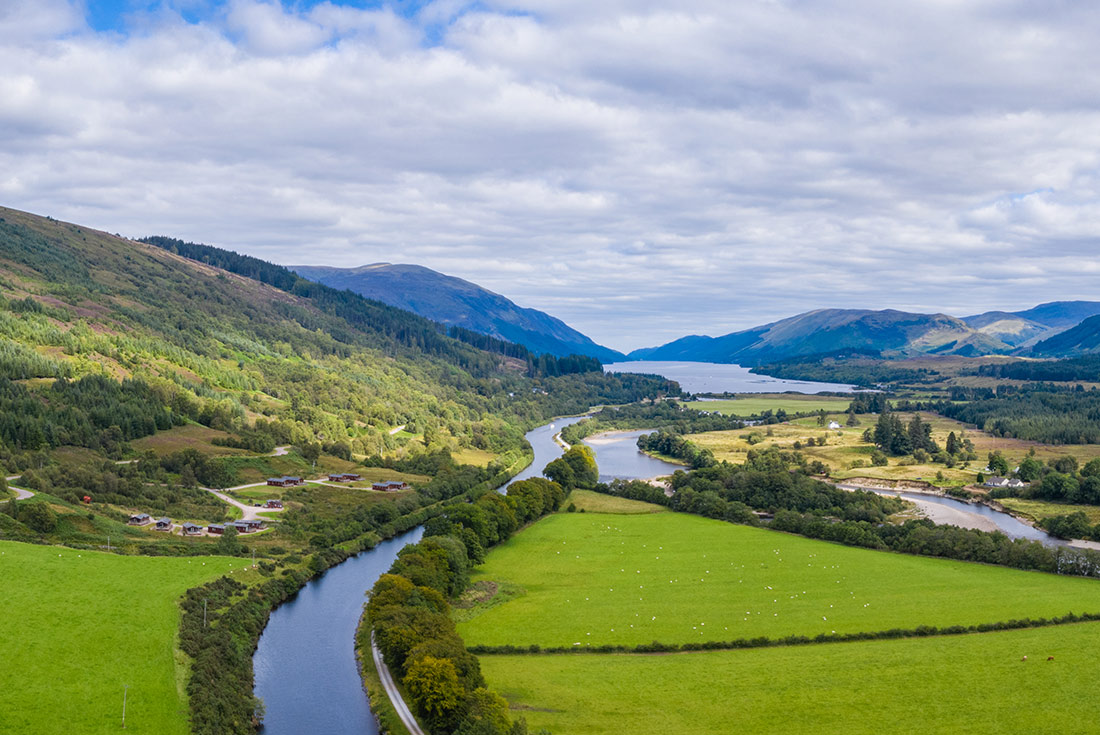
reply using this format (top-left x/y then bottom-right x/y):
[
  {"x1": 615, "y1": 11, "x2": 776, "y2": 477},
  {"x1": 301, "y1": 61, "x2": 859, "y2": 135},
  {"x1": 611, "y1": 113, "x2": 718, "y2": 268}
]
[{"x1": 0, "y1": 205, "x2": 673, "y2": 494}]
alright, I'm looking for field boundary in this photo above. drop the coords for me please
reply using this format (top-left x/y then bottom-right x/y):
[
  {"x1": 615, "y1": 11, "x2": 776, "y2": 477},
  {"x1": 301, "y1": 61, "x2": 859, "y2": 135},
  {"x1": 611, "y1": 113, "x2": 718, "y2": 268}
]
[{"x1": 469, "y1": 610, "x2": 1100, "y2": 656}]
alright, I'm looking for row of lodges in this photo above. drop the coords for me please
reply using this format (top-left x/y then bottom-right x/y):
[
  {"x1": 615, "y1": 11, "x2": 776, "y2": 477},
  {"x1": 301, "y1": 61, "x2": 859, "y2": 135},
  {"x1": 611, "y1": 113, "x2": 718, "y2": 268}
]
[
  {"x1": 208, "y1": 519, "x2": 264, "y2": 535},
  {"x1": 267, "y1": 476, "x2": 305, "y2": 487},
  {"x1": 128, "y1": 513, "x2": 264, "y2": 535}
]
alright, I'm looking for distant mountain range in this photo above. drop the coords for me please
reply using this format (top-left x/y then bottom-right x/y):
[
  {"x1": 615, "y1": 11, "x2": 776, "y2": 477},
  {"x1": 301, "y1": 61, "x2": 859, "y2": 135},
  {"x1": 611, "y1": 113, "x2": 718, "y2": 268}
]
[
  {"x1": 292, "y1": 263, "x2": 625, "y2": 362},
  {"x1": 628, "y1": 303, "x2": 1100, "y2": 365}
]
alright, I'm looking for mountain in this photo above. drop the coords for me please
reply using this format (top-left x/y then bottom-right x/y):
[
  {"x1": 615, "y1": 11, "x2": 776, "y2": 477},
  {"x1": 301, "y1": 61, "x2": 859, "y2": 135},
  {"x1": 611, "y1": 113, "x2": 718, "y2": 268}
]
[
  {"x1": 628, "y1": 308, "x2": 1011, "y2": 365},
  {"x1": 959, "y1": 312, "x2": 1051, "y2": 347},
  {"x1": 0, "y1": 205, "x2": 666, "y2": 478},
  {"x1": 292, "y1": 263, "x2": 624, "y2": 362},
  {"x1": 1032, "y1": 315, "x2": 1100, "y2": 356},
  {"x1": 1012, "y1": 301, "x2": 1100, "y2": 328}
]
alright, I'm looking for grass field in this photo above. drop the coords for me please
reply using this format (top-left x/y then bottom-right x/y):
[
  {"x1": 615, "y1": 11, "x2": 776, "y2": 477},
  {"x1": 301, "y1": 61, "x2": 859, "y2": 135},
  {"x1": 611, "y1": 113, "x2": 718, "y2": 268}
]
[
  {"x1": 568, "y1": 489, "x2": 668, "y2": 514},
  {"x1": 0, "y1": 540, "x2": 241, "y2": 735},
  {"x1": 999, "y1": 498, "x2": 1100, "y2": 525},
  {"x1": 687, "y1": 410, "x2": 1100, "y2": 488},
  {"x1": 451, "y1": 448, "x2": 499, "y2": 467},
  {"x1": 691, "y1": 394, "x2": 852, "y2": 416},
  {"x1": 129, "y1": 423, "x2": 248, "y2": 457},
  {"x1": 456, "y1": 512, "x2": 1100, "y2": 648},
  {"x1": 481, "y1": 621, "x2": 1100, "y2": 735}
]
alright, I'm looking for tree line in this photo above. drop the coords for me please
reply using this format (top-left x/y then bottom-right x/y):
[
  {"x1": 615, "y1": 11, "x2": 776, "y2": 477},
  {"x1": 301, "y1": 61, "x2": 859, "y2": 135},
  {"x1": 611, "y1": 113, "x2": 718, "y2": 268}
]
[{"x1": 367, "y1": 474, "x2": 573, "y2": 735}]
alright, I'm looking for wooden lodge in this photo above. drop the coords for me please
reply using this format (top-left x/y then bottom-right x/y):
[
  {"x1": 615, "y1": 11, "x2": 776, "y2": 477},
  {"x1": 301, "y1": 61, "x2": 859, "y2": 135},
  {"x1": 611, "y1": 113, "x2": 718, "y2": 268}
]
[
  {"x1": 208, "y1": 524, "x2": 225, "y2": 535},
  {"x1": 266, "y1": 476, "x2": 304, "y2": 487},
  {"x1": 154, "y1": 517, "x2": 173, "y2": 531},
  {"x1": 182, "y1": 522, "x2": 203, "y2": 536},
  {"x1": 128, "y1": 513, "x2": 152, "y2": 526},
  {"x1": 265, "y1": 499, "x2": 284, "y2": 509},
  {"x1": 327, "y1": 473, "x2": 362, "y2": 483},
  {"x1": 372, "y1": 480, "x2": 408, "y2": 492}
]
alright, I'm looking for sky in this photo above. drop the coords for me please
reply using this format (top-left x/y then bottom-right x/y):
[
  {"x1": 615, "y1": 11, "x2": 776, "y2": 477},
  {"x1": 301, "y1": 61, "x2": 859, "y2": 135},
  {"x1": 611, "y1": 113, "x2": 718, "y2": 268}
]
[{"x1": 2, "y1": 1, "x2": 1100, "y2": 351}]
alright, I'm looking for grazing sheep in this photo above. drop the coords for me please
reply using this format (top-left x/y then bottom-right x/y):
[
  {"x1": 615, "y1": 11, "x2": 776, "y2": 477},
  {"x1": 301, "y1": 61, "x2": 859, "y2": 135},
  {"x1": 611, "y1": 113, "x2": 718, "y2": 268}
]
[{"x1": 1021, "y1": 656, "x2": 1028, "y2": 662}]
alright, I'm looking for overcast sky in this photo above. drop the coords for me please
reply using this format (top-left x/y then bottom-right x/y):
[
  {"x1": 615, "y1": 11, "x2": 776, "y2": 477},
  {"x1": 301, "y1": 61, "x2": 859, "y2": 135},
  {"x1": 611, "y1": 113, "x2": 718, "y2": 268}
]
[{"x1": 3, "y1": 1, "x2": 1099, "y2": 351}]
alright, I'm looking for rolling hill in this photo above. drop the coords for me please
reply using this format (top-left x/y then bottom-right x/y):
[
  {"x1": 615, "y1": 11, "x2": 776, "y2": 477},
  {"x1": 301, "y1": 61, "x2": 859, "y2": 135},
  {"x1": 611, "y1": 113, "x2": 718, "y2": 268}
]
[
  {"x1": 1032, "y1": 315, "x2": 1100, "y2": 356},
  {"x1": 628, "y1": 308, "x2": 1010, "y2": 365},
  {"x1": 292, "y1": 263, "x2": 624, "y2": 362}
]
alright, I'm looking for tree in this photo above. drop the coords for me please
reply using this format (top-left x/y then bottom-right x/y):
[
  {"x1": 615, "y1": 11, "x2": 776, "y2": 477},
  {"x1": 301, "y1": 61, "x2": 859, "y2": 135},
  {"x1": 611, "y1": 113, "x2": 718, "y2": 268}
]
[
  {"x1": 1082, "y1": 458, "x2": 1100, "y2": 478},
  {"x1": 870, "y1": 450, "x2": 889, "y2": 467},
  {"x1": 456, "y1": 688, "x2": 514, "y2": 735},
  {"x1": 542, "y1": 458, "x2": 575, "y2": 490},
  {"x1": 216, "y1": 525, "x2": 242, "y2": 555},
  {"x1": 987, "y1": 451, "x2": 1010, "y2": 476},
  {"x1": 561, "y1": 445, "x2": 598, "y2": 488},
  {"x1": 945, "y1": 431, "x2": 961, "y2": 456},
  {"x1": 20, "y1": 501, "x2": 57, "y2": 533},
  {"x1": 403, "y1": 655, "x2": 465, "y2": 731},
  {"x1": 1017, "y1": 456, "x2": 1043, "y2": 483},
  {"x1": 816, "y1": 409, "x2": 827, "y2": 427},
  {"x1": 300, "y1": 442, "x2": 322, "y2": 464},
  {"x1": 846, "y1": 409, "x2": 859, "y2": 427}
]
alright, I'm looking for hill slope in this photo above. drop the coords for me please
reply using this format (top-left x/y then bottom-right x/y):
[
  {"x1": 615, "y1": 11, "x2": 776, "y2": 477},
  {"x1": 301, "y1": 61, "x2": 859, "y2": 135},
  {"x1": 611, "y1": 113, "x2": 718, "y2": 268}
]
[
  {"x1": 1032, "y1": 315, "x2": 1100, "y2": 356},
  {"x1": 0, "y1": 205, "x2": 668, "y2": 475},
  {"x1": 629, "y1": 309, "x2": 1009, "y2": 365},
  {"x1": 292, "y1": 263, "x2": 624, "y2": 362}
]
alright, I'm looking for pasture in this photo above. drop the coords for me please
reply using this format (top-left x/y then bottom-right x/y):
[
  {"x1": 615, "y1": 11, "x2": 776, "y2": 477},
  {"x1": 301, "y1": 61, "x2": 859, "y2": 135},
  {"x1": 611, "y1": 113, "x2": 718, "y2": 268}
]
[
  {"x1": 567, "y1": 489, "x2": 668, "y2": 514},
  {"x1": 0, "y1": 540, "x2": 241, "y2": 735},
  {"x1": 456, "y1": 512, "x2": 1100, "y2": 648},
  {"x1": 480, "y1": 621, "x2": 1100, "y2": 735},
  {"x1": 687, "y1": 410, "x2": 1100, "y2": 488},
  {"x1": 691, "y1": 394, "x2": 851, "y2": 417}
]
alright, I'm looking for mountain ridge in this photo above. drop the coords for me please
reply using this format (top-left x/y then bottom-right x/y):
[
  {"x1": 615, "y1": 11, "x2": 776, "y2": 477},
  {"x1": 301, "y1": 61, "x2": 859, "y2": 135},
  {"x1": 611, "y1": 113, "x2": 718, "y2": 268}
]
[
  {"x1": 629, "y1": 303, "x2": 1100, "y2": 364},
  {"x1": 291, "y1": 263, "x2": 625, "y2": 362}
]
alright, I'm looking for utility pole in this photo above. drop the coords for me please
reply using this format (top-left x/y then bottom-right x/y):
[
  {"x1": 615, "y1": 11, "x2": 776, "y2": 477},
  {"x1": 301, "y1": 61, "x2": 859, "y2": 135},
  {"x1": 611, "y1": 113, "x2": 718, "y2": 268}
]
[{"x1": 122, "y1": 684, "x2": 129, "y2": 729}]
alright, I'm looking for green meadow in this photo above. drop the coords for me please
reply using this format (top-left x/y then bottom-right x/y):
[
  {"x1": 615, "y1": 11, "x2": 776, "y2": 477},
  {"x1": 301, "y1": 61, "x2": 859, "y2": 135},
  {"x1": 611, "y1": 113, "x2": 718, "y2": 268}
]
[
  {"x1": 481, "y1": 621, "x2": 1100, "y2": 735},
  {"x1": 457, "y1": 511, "x2": 1100, "y2": 648},
  {"x1": 0, "y1": 541, "x2": 241, "y2": 735},
  {"x1": 692, "y1": 394, "x2": 852, "y2": 416}
]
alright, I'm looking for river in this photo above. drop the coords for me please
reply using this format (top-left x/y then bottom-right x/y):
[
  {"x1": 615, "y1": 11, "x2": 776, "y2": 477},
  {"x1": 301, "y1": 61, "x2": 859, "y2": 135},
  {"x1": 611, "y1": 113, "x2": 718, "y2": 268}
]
[
  {"x1": 252, "y1": 418, "x2": 1062, "y2": 733},
  {"x1": 252, "y1": 416, "x2": 585, "y2": 735},
  {"x1": 603, "y1": 360, "x2": 861, "y2": 394}
]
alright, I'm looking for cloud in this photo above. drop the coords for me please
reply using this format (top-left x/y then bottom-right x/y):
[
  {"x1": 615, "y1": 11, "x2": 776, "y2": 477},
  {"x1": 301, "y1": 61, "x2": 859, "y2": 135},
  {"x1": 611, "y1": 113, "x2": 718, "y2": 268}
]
[{"x1": 2, "y1": 0, "x2": 1100, "y2": 350}]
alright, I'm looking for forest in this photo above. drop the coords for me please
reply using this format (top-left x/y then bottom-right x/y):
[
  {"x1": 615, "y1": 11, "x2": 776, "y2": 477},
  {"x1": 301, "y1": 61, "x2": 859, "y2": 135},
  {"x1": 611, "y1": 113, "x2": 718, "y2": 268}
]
[{"x1": 976, "y1": 355, "x2": 1100, "y2": 383}]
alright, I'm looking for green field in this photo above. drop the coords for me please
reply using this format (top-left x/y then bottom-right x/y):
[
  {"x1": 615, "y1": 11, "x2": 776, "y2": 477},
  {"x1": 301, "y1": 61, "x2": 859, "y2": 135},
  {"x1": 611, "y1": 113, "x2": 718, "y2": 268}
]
[
  {"x1": 691, "y1": 394, "x2": 852, "y2": 416},
  {"x1": 568, "y1": 489, "x2": 668, "y2": 514},
  {"x1": 481, "y1": 621, "x2": 1100, "y2": 734},
  {"x1": 457, "y1": 512, "x2": 1100, "y2": 648},
  {"x1": 0, "y1": 541, "x2": 241, "y2": 735}
]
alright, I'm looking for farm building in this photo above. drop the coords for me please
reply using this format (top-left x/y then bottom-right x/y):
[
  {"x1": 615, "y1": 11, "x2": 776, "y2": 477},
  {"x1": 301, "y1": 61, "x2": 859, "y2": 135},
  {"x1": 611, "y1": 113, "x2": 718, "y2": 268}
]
[
  {"x1": 154, "y1": 517, "x2": 172, "y2": 531},
  {"x1": 265, "y1": 499, "x2": 283, "y2": 509},
  {"x1": 182, "y1": 522, "x2": 203, "y2": 536},
  {"x1": 128, "y1": 513, "x2": 151, "y2": 526},
  {"x1": 372, "y1": 481, "x2": 408, "y2": 492},
  {"x1": 327, "y1": 473, "x2": 362, "y2": 482},
  {"x1": 266, "y1": 476, "x2": 304, "y2": 487},
  {"x1": 828, "y1": 421, "x2": 842, "y2": 429},
  {"x1": 207, "y1": 524, "x2": 225, "y2": 535}
]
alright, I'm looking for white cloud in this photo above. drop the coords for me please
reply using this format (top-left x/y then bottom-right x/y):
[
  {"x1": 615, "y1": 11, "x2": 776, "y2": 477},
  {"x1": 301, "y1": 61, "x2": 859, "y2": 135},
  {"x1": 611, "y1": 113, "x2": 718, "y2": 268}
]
[{"x1": 2, "y1": 1, "x2": 1100, "y2": 350}]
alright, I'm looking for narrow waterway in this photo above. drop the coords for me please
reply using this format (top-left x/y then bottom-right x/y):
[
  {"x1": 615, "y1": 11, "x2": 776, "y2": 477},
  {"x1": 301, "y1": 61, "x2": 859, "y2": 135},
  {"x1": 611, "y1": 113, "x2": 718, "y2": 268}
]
[{"x1": 252, "y1": 416, "x2": 581, "y2": 734}]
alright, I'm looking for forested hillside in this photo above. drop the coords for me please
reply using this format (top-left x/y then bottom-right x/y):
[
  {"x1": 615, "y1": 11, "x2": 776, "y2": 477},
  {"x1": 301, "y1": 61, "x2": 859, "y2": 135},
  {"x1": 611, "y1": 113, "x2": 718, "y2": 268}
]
[{"x1": 0, "y1": 206, "x2": 674, "y2": 483}]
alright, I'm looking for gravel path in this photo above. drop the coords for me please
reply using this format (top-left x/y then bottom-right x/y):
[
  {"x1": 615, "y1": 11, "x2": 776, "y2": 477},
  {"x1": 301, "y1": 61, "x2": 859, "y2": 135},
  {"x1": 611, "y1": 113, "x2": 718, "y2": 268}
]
[{"x1": 371, "y1": 631, "x2": 427, "y2": 735}]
